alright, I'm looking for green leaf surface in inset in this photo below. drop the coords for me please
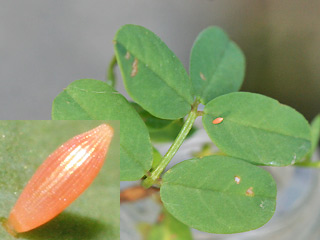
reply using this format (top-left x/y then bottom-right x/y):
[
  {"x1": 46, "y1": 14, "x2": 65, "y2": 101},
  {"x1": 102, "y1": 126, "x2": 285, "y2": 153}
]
[
  {"x1": 114, "y1": 24, "x2": 193, "y2": 119},
  {"x1": 203, "y1": 92, "x2": 311, "y2": 166},
  {"x1": 131, "y1": 103, "x2": 173, "y2": 130},
  {"x1": 190, "y1": 26, "x2": 245, "y2": 104},
  {"x1": 161, "y1": 155, "x2": 277, "y2": 234},
  {"x1": 52, "y1": 79, "x2": 152, "y2": 181},
  {"x1": 147, "y1": 210, "x2": 192, "y2": 240},
  {"x1": 0, "y1": 121, "x2": 119, "y2": 240}
]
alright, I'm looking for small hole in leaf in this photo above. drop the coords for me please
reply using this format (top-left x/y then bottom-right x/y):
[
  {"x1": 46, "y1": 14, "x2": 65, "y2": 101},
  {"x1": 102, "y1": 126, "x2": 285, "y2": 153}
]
[{"x1": 234, "y1": 176, "x2": 241, "y2": 184}]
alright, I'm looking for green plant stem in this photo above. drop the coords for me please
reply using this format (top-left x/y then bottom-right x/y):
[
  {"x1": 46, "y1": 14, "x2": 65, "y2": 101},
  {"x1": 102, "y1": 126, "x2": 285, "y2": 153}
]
[
  {"x1": 294, "y1": 161, "x2": 320, "y2": 168},
  {"x1": 142, "y1": 101, "x2": 200, "y2": 188},
  {"x1": 106, "y1": 55, "x2": 117, "y2": 87}
]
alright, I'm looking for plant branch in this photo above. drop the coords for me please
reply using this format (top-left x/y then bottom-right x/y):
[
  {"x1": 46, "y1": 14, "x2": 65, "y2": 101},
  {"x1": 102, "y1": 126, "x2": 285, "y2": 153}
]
[
  {"x1": 106, "y1": 55, "x2": 117, "y2": 88},
  {"x1": 294, "y1": 161, "x2": 320, "y2": 168},
  {"x1": 142, "y1": 100, "x2": 199, "y2": 188}
]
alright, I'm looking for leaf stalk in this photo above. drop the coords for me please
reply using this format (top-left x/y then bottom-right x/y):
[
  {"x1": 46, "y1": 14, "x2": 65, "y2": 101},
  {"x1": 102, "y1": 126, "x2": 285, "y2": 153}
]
[
  {"x1": 106, "y1": 55, "x2": 117, "y2": 87},
  {"x1": 294, "y1": 161, "x2": 320, "y2": 168},
  {"x1": 142, "y1": 100, "x2": 199, "y2": 188}
]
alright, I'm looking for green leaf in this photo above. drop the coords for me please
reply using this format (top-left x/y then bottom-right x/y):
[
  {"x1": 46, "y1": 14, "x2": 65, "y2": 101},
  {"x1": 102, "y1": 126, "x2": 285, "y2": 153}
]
[
  {"x1": 148, "y1": 119, "x2": 183, "y2": 143},
  {"x1": 192, "y1": 143, "x2": 216, "y2": 158},
  {"x1": 147, "y1": 225, "x2": 164, "y2": 240},
  {"x1": 0, "y1": 121, "x2": 119, "y2": 240},
  {"x1": 52, "y1": 79, "x2": 152, "y2": 181},
  {"x1": 308, "y1": 114, "x2": 320, "y2": 159},
  {"x1": 151, "y1": 147, "x2": 162, "y2": 171},
  {"x1": 131, "y1": 103, "x2": 173, "y2": 130},
  {"x1": 131, "y1": 103, "x2": 196, "y2": 142},
  {"x1": 160, "y1": 155, "x2": 277, "y2": 234},
  {"x1": 203, "y1": 92, "x2": 311, "y2": 166},
  {"x1": 190, "y1": 26, "x2": 245, "y2": 104},
  {"x1": 114, "y1": 24, "x2": 193, "y2": 120},
  {"x1": 149, "y1": 119, "x2": 197, "y2": 143},
  {"x1": 147, "y1": 210, "x2": 192, "y2": 240}
]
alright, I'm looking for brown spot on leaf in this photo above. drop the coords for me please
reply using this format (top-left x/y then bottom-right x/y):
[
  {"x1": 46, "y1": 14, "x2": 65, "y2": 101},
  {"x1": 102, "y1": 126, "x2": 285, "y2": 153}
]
[
  {"x1": 234, "y1": 176, "x2": 241, "y2": 184},
  {"x1": 112, "y1": 40, "x2": 117, "y2": 44},
  {"x1": 125, "y1": 51, "x2": 130, "y2": 60},
  {"x1": 131, "y1": 58, "x2": 138, "y2": 77},
  {"x1": 200, "y1": 72, "x2": 206, "y2": 80},
  {"x1": 246, "y1": 187, "x2": 254, "y2": 197}
]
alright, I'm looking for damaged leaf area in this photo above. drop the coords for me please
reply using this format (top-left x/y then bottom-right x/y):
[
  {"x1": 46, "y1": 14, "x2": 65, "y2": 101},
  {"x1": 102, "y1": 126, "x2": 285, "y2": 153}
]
[
  {"x1": 114, "y1": 24, "x2": 194, "y2": 120},
  {"x1": 130, "y1": 58, "x2": 138, "y2": 77},
  {"x1": 160, "y1": 155, "x2": 277, "y2": 234}
]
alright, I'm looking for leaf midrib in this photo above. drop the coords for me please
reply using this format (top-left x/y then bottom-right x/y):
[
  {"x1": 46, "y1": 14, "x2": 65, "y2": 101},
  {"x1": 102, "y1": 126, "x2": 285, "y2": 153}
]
[
  {"x1": 162, "y1": 182, "x2": 275, "y2": 200},
  {"x1": 202, "y1": 41, "x2": 231, "y2": 95},
  {"x1": 60, "y1": 91, "x2": 95, "y2": 120},
  {"x1": 206, "y1": 114, "x2": 310, "y2": 141}
]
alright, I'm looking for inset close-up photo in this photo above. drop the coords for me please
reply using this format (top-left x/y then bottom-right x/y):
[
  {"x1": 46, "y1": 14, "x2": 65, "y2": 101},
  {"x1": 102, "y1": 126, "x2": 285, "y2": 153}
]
[{"x1": 0, "y1": 121, "x2": 120, "y2": 240}]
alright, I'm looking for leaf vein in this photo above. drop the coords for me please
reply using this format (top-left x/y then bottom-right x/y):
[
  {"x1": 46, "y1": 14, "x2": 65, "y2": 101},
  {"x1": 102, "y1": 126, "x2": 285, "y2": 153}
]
[
  {"x1": 202, "y1": 41, "x2": 231, "y2": 95},
  {"x1": 163, "y1": 182, "x2": 275, "y2": 200},
  {"x1": 207, "y1": 114, "x2": 310, "y2": 141}
]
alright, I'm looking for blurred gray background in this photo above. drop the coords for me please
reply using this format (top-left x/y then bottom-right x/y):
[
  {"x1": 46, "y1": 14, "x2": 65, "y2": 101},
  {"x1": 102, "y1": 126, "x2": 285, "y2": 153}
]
[{"x1": 1, "y1": 0, "x2": 319, "y2": 120}]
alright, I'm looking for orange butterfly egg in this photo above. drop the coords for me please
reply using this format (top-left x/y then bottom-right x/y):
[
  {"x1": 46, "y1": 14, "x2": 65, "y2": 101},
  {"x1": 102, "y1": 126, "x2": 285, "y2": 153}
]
[
  {"x1": 212, "y1": 117, "x2": 224, "y2": 124},
  {"x1": 3, "y1": 124, "x2": 114, "y2": 234}
]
